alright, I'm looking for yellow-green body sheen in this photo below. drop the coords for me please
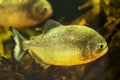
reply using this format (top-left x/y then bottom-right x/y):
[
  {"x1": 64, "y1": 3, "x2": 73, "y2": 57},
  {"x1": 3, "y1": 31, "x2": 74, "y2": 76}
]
[{"x1": 24, "y1": 25, "x2": 108, "y2": 66}]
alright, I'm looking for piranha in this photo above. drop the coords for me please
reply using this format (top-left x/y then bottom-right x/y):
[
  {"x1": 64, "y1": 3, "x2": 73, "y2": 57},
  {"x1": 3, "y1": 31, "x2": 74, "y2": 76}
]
[
  {"x1": 10, "y1": 20, "x2": 108, "y2": 68},
  {"x1": 0, "y1": 0, "x2": 52, "y2": 28}
]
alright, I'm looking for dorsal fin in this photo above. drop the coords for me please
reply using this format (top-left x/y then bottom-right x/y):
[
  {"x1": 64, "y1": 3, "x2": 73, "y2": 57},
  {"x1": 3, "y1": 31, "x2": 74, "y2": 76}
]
[{"x1": 42, "y1": 19, "x2": 62, "y2": 33}]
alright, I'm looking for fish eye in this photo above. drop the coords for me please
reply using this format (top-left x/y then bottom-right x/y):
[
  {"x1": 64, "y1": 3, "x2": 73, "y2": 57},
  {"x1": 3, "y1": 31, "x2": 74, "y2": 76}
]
[
  {"x1": 43, "y1": 7, "x2": 47, "y2": 12},
  {"x1": 98, "y1": 43, "x2": 104, "y2": 50}
]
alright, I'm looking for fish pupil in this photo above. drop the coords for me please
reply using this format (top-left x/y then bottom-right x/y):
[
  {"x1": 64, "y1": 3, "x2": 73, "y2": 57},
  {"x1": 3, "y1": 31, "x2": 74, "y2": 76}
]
[
  {"x1": 43, "y1": 7, "x2": 47, "y2": 12},
  {"x1": 99, "y1": 43, "x2": 104, "y2": 49}
]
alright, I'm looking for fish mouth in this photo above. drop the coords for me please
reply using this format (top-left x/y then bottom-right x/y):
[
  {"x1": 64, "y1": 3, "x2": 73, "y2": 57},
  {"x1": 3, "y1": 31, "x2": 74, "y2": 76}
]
[
  {"x1": 79, "y1": 46, "x2": 108, "y2": 64},
  {"x1": 89, "y1": 46, "x2": 109, "y2": 62},
  {"x1": 97, "y1": 46, "x2": 108, "y2": 58}
]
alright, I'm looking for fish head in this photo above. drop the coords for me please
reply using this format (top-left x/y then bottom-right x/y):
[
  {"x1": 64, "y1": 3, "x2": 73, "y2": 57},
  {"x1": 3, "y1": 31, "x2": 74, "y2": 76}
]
[
  {"x1": 79, "y1": 30, "x2": 108, "y2": 63},
  {"x1": 31, "y1": 0, "x2": 53, "y2": 21}
]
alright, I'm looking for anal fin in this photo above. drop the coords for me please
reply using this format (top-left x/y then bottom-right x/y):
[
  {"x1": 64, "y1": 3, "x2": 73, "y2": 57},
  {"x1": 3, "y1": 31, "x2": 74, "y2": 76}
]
[{"x1": 28, "y1": 50, "x2": 51, "y2": 69}]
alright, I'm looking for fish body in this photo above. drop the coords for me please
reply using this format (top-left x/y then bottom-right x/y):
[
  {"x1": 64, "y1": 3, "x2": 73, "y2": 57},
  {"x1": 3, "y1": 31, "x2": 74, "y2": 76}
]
[
  {"x1": 11, "y1": 20, "x2": 108, "y2": 67},
  {"x1": 0, "y1": 0, "x2": 52, "y2": 28}
]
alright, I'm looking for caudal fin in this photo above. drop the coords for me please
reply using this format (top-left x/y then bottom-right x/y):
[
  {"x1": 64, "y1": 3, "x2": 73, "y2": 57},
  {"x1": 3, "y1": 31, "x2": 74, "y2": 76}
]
[{"x1": 10, "y1": 27, "x2": 26, "y2": 61}]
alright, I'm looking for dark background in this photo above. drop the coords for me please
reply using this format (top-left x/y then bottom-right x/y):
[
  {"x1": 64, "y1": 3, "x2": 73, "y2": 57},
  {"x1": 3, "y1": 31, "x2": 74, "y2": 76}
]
[{"x1": 0, "y1": 0, "x2": 120, "y2": 80}]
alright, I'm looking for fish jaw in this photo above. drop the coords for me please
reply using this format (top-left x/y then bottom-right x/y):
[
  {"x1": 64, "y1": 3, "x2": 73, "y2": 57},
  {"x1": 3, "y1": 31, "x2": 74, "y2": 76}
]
[
  {"x1": 92, "y1": 46, "x2": 108, "y2": 61},
  {"x1": 79, "y1": 46, "x2": 109, "y2": 64}
]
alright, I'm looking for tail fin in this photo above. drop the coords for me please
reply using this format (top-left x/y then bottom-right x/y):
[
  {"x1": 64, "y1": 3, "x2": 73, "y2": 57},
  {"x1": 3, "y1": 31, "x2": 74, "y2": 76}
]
[{"x1": 10, "y1": 27, "x2": 26, "y2": 61}]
